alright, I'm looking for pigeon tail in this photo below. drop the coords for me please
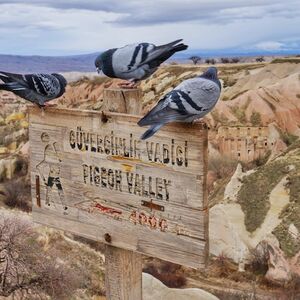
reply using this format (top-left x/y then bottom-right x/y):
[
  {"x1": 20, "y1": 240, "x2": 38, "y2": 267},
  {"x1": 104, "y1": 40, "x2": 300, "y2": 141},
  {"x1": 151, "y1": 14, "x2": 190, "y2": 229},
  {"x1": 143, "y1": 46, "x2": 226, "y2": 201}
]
[
  {"x1": 171, "y1": 43, "x2": 188, "y2": 53},
  {"x1": 0, "y1": 73, "x2": 10, "y2": 83},
  {"x1": 156, "y1": 39, "x2": 183, "y2": 50},
  {"x1": 140, "y1": 124, "x2": 163, "y2": 140},
  {"x1": 0, "y1": 84, "x2": 9, "y2": 91},
  {"x1": 0, "y1": 72, "x2": 9, "y2": 78},
  {"x1": 0, "y1": 82, "x2": 25, "y2": 91}
]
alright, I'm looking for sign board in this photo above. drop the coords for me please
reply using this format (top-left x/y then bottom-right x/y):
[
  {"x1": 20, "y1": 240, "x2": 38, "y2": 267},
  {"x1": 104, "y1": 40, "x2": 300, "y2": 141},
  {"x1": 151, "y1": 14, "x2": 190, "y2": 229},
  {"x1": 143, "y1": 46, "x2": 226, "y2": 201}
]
[{"x1": 29, "y1": 107, "x2": 208, "y2": 268}]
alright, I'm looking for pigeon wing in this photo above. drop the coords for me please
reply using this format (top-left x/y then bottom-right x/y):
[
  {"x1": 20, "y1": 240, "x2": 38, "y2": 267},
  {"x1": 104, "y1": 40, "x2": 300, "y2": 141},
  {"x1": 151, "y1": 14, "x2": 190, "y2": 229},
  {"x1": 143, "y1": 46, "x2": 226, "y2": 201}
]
[
  {"x1": 112, "y1": 43, "x2": 155, "y2": 74},
  {"x1": 0, "y1": 71, "x2": 27, "y2": 83},
  {"x1": 138, "y1": 78, "x2": 220, "y2": 127},
  {"x1": 23, "y1": 74, "x2": 61, "y2": 98},
  {"x1": 136, "y1": 39, "x2": 186, "y2": 68},
  {"x1": 172, "y1": 77, "x2": 221, "y2": 115},
  {"x1": 138, "y1": 91, "x2": 189, "y2": 127}
]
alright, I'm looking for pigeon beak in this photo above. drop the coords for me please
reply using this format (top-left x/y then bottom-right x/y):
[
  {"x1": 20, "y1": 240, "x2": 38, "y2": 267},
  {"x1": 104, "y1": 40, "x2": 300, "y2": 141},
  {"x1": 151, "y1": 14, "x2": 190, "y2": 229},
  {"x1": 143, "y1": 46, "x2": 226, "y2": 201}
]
[{"x1": 96, "y1": 67, "x2": 101, "y2": 74}]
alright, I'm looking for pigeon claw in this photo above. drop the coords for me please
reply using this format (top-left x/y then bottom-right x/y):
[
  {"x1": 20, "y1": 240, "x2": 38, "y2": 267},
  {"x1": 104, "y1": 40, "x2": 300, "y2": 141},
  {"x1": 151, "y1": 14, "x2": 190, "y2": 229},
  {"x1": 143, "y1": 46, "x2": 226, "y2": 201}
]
[{"x1": 117, "y1": 80, "x2": 137, "y2": 89}]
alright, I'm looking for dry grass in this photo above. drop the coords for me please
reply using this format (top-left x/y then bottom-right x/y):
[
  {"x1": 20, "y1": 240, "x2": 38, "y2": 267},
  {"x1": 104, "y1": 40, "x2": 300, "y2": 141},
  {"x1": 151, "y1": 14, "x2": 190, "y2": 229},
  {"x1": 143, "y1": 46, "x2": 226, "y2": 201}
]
[
  {"x1": 0, "y1": 214, "x2": 83, "y2": 299},
  {"x1": 237, "y1": 159, "x2": 288, "y2": 232},
  {"x1": 271, "y1": 58, "x2": 300, "y2": 64},
  {"x1": 143, "y1": 261, "x2": 187, "y2": 288},
  {"x1": 208, "y1": 156, "x2": 238, "y2": 180}
]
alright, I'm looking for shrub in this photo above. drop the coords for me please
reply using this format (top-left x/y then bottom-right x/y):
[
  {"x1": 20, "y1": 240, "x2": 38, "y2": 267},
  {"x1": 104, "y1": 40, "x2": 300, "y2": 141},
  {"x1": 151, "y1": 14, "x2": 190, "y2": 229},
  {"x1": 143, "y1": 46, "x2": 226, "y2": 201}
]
[
  {"x1": 210, "y1": 253, "x2": 236, "y2": 278},
  {"x1": 230, "y1": 105, "x2": 247, "y2": 123},
  {"x1": 205, "y1": 58, "x2": 216, "y2": 65},
  {"x1": 208, "y1": 156, "x2": 238, "y2": 179},
  {"x1": 276, "y1": 127, "x2": 299, "y2": 146},
  {"x1": 256, "y1": 57, "x2": 265, "y2": 62},
  {"x1": 231, "y1": 57, "x2": 240, "y2": 63},
  {"x1": 2, "y1": 178, "x2": 31, "y2": 212},
  {"x1": 237, "y1": 160, "x2": 288, "y2": 232},
  {"x1": 189, "y1": 56, "x2": 201, "y2": 65},
  {"x1": 221, "y1": 57, "x2": 230, "y2": 64},
  {"x1": 0, "y1": 214, "x2": 83, "y2": 299},
  {"x1": 250, "y1": 111, "x2": 262, "y2": 126}
]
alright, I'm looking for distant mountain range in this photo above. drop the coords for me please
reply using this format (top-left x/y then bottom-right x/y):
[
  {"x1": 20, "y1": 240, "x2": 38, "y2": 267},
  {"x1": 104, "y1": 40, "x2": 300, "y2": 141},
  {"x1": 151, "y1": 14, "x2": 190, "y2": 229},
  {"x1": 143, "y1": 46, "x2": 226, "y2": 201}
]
[
  {"x1": 0, "y1": 53, "x2": 98, "y2": 73},
  {"x1": 0, "y1": 49, "x2": 299, "y2": 73}
]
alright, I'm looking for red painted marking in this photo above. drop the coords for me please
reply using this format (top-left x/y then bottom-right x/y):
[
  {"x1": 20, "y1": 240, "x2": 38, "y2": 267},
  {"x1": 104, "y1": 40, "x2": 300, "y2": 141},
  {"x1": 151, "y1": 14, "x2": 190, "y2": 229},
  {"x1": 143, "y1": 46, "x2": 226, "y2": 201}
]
[
  {"x1": 129, "y1": 211, "x2": 167, "y2": 232},
  {"x1": 93, "y1": 202, "x2": 122, "y2": 215}
]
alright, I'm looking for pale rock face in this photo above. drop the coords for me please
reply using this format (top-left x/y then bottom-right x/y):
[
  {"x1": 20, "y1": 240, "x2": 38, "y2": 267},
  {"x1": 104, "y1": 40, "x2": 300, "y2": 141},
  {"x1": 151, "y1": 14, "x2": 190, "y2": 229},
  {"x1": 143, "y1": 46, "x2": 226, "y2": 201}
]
[
  {"x1": 268, "y1": 123, "x2": 281, "y2": 144},
  {"x1": 19, "y1": 141, "x2": 30, "y2": 157},
  {"x1": 256, "y1": 237, "x2": 292, "y2": 285},
  {"x1": 210, "y1": 176, "x2": 290, "y2": 264},
  {"x1": 224, "y1": 163, "x2": 244, "y2": 202},
  {"x1": 288, "y1": 223, "x2": 299, "y2": 240},
  {"x1": 209, "y1": 203, "x2": 249, "y2": 263},
  {"x1": 208, "y1": 142, "x2": 221, "y2": 159},
  {"x1": 268, "y1": 139, "x2": 287, "y2": 161},
  {"x1": 143, "y1": 273, "x2": 219, "y2": 300},
  {"x1": 289, "y1": 251, "x2": 300, "y2": 277}
]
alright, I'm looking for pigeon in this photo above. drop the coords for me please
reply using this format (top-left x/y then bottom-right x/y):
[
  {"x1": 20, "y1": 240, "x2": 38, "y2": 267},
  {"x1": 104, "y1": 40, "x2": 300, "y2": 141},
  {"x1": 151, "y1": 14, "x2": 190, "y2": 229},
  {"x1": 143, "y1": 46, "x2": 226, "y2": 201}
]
[
  {"x1": 0, "y1": 71, "x2": 67, "y2": 107},
  {"x1": 138, "y1": 67, "x2": 221, "y2": 140},
  {"x1": 95, "y1": 39, "x2": 188, "y2": 88}
]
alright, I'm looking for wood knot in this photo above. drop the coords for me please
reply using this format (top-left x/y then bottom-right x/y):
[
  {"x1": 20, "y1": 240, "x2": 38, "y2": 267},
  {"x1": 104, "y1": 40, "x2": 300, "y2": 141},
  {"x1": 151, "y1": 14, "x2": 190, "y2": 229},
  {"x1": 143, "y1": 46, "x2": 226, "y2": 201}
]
[{"x1": 104, "y1": 233, "x2": 112, "y2": 243}]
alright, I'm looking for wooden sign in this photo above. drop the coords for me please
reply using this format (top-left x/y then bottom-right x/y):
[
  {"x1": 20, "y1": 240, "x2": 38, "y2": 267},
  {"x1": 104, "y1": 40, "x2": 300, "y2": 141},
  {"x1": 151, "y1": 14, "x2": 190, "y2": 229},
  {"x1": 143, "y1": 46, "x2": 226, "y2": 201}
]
[{"x1": 29, "y1": 107, "x2": 208, "y2": 268}]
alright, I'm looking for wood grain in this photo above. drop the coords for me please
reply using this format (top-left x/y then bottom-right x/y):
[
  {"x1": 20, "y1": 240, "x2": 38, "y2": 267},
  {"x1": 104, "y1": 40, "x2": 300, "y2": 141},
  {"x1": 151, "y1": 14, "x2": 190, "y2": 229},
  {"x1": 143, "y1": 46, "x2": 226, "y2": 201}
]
[
  {"x1": 105, "y1": 246, "x2": 142, "y2": 300},
  {"x1": 102, "y1": 88, "x2": 142, "y2": 115},
  {"x1": 29, "y1": 105, "x2": 208, "y2": 269}
]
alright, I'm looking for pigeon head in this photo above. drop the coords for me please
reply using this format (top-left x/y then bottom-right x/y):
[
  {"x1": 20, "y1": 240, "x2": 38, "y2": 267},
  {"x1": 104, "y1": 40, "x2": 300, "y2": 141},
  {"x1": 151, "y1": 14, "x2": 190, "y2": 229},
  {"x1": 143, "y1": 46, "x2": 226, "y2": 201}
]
[
  {"x1": 199, "y1": 67, "x2": 221, "y2": 89},
  {"x1": 52, "y1": 73, "x2": 67, "y2": 88},
  {"x1": 95, "y1": 54, "x2": 104, "y2": 74}
]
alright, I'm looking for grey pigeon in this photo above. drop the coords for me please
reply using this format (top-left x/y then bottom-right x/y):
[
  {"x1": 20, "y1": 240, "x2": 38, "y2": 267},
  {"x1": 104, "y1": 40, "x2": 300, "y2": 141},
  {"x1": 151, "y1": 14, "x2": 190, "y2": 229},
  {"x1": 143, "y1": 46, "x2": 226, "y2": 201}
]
[
  {"x1": 0, "y1": 71, "x2": 67, "y2": 107},
  {"x1": 95, "y1": 39, "x2": 188, "y2": 86},
  {"x1": 138, "y1": 67, "x2": 221, "y2": 140}
]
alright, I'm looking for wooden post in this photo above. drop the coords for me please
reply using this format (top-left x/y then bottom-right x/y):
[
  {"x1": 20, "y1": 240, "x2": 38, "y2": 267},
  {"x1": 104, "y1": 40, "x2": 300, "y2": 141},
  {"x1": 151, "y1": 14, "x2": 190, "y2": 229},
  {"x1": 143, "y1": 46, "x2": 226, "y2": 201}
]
[
  {"x1": 103, "y1": 88, "x2": 143, "y2": 300},
  {"x1": 102, "y1": 88, "x2": 142, "y2": 115},
  {"x1": 105, "y1": 246, "x2": 142, "y2": 300}
]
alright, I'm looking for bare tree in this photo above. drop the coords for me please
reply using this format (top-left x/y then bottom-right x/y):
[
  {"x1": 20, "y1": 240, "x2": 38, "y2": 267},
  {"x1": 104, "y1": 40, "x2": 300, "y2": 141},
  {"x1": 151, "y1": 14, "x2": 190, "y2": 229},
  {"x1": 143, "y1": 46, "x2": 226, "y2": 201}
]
[
  {"x1": 220, "y1": 57, "x2": 230, "y2": 64},
  {"x1": 189, "y1": 56, "x2": 201, "y2": 65},
  {"x1": 205, "y1": 58, "x2": 216, "y2": 65},
  {"x1": 256, "y1": 56, "x2": 265, "y2": 62},
  {"x1": 0, "y1": 214, "x2": 82, "y2": 299},
  {"x1": 231, "y1": 57, "x2": 240, "y2": 63}
]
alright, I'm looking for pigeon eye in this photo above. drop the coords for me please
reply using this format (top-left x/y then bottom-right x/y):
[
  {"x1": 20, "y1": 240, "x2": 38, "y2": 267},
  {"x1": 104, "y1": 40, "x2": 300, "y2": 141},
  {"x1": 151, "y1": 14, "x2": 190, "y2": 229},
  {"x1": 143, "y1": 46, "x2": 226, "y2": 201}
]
[{"x1": 187, "y1": 91, "x2": 191, "y2": 94}]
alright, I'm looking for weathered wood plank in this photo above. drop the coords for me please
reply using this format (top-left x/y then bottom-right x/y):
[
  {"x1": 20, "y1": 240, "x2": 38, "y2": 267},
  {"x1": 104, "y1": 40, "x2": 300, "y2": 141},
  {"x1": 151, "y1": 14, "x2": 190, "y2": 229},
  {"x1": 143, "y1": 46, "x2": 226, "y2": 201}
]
[
  {"x1": 102, "y1": 88, "x2": 142, "y2": 115},
  {"x1": 29, "y1": 106, "x2": 209, "y2": 269},
  {"x1": 105, "y1": 246, "x2": 142, "y2": 300}
]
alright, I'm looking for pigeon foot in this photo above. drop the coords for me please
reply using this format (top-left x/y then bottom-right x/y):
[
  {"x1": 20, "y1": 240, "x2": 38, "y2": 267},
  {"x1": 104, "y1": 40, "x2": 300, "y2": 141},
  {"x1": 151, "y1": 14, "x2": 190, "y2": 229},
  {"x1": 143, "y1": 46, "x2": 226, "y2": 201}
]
[
  {"x1": 117, "y1": 81, "x2": 137, "y2": 89},
  {"x1": 44, "y1": 102, "x2": 57, "y2": 107}
]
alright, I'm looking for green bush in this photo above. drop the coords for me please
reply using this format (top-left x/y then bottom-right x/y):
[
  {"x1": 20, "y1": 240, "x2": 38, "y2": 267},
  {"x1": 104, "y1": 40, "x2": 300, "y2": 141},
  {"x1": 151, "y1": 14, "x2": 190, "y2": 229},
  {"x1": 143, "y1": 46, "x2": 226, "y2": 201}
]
[{"x1": 250, "y1": 111, "x2": 262, "y2": 126}]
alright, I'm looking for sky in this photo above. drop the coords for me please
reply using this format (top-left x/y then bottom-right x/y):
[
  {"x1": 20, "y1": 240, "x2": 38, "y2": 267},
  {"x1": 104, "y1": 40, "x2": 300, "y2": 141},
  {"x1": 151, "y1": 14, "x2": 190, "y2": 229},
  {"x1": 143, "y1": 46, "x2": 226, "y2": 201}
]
[{"x1": 0, "y1": 0, "x2": 300, "y2": 56}]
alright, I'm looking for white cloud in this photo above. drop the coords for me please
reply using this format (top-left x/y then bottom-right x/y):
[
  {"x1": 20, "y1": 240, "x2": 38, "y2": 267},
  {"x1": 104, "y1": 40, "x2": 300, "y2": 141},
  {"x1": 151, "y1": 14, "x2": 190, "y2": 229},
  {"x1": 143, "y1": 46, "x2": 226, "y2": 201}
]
[
  {"x1": 255, "y1": 41, "x2": 285, "y2": 51},
  {"x1": 0, "y1": 1, "x2": 299, "y2": 55}
]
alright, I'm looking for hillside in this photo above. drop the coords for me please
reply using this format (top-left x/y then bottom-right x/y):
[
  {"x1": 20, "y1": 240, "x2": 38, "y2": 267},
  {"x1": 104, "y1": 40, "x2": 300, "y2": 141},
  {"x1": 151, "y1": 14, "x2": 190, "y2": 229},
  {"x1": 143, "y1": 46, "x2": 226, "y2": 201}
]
[{"x1": 0, "y1": 60, "x2": 300, "y2": 298}]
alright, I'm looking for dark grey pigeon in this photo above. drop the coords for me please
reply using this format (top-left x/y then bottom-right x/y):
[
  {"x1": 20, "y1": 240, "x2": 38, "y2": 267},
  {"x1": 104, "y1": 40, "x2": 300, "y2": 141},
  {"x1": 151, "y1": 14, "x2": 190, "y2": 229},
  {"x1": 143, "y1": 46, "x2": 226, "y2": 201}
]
[
  {"x1": 138, "y1": 67, "x2": 221, "y2": 140},
  {"x1": 0, "y1": 71, "x2": 67, "y2": 107},
  {"x1": 95, "y1": 39, "x2": 188, "y2": 87}
]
